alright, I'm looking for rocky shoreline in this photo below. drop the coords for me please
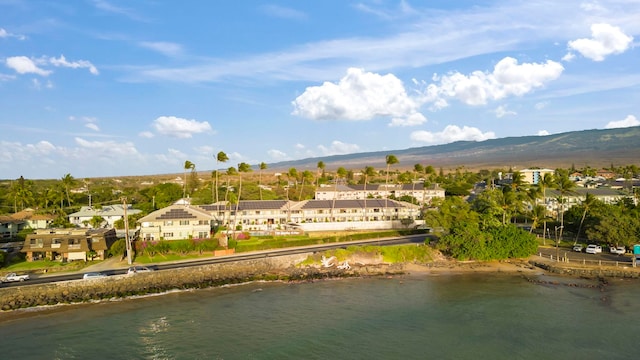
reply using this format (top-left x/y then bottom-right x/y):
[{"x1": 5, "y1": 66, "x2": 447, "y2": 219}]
[{"x1": 1, "y1": 254, "x2": 638, "y2": 312}]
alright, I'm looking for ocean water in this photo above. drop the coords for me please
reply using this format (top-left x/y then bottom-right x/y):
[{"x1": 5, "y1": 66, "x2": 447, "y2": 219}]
[{"x1": 0, "y1": 273, "x2": 637, "y2": 360}]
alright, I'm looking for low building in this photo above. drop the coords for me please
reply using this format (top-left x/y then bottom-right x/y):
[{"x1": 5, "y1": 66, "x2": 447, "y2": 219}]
[
  {"x1": 314, "y1": 182, "x2": 444, "y2": 205},
  {"x1": 21, "y1": 228, "x2": 117, "y2": 262},
  {"x1": 138, "y1": 204, "x2": 216, "y2": 241},
  {"x1": 0, "y1": 216, "x2": 24, "y2": 240},
  {"x1": 200, "y1": 198, "x2": 422, "y2": 233},
  {"x1": 68, "y1": 205, "x2": 142, "y2": 228},
  {"x1": 10, "y1": 208, "x2": 55, "y2": 229}
]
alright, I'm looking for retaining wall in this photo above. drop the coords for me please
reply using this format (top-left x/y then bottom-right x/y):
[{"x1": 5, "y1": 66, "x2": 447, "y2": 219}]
[{"x1": 0, "y1": 254, "x2": 403, "y2": 311}]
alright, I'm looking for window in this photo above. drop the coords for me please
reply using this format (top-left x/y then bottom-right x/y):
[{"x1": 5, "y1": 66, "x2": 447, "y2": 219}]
[
  {"x1": 30, "y1": 238, "x2": 44, "y2": 248},
  {"x1": 163, "y1": 232, "x2": 174, "y2": 238},
  {"x1": 179, "y1": 220, "x2": 190, "y2": 225},
  {"x1": 164, "y1": 220, "x2": 173, "y2": 226},
  {"x1": 52, "y1": 238, "x2": 62, "y2": 248},
  {"x1": 198, "y1": 220, "x2": 209, "y2": 225},
  {"x1": 198, "y1": 232, "x2": 208, "y2": 239}
]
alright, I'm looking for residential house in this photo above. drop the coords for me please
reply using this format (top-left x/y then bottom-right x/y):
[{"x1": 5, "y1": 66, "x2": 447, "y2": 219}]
[
  {"x1": 68, "y1": 204, "x2": 142, "y2": 228},
  {"x1": 10, "y1": 208, "x2": 55, "y2": 229},
  {"x1": 138, "y1": 204, "x2": 216, "y2": 241},
  {"x1": 0, "y1": 216, "x2": 23, "y2": 240},
  {"x1": 21, "y1": 228, "x2": 117, "y2": 262}
]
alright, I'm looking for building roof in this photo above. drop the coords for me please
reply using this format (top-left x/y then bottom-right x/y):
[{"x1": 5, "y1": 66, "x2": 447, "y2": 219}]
[
  {"x1": 299, "y1": 199, "x2": 411, "y2": 209},
  {"x1": 68, "y1": 205, "x2": 141, "y2": 218},
  {"x1": 10, "y1": 208, "x2": 55, "y2": 221},
  {"x1": 138, "y1": 204, "x2": 213, "y2": 223}
]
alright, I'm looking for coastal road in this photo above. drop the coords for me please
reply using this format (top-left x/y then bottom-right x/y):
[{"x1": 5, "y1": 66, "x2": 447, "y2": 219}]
[
  {"x1": 537, "y1": 246, "x2": 632, "y2": 264},
  {"x1": 1, "y1": 233, "x2": 431, "y2": 288}
]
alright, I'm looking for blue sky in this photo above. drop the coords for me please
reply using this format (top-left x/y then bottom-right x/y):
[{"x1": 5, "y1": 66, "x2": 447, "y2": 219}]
[{"x1": 1, "y1": 0, "x2": 638, "y2": 179}]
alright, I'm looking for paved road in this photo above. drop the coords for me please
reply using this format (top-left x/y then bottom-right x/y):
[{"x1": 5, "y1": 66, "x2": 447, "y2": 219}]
[{"x1": 537, "y1": 246, "x2": 633, "y2": 264}]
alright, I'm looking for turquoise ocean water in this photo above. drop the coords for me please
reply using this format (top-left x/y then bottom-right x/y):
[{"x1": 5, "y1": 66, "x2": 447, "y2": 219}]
[{"x1": 0, "y1": 273, "x2": 638, "y2": 359}]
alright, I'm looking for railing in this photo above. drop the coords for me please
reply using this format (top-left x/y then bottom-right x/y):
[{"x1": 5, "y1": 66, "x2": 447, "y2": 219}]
[{"x1": 537, "y1": 253, "x2": 637, "y2": 268}]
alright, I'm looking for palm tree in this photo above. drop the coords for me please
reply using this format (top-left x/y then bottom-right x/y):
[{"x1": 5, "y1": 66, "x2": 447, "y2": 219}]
[
  {"x1": 538, "y1": 173, "x2": 554, "y2": 242},
  {"x1": 287, "y1": 167, "x2": 298, "y2": 200},
  {"x1": 233, "y1": 162, "x2": 252, "y2": 237},
  {"x1": 384, "y1": 154, "x2": 399, "y2": 220},
  {"x1": 412, "y1": 164, "x2": 424, "y2": 206},
  {"x1": 510, "y1": 171, "x2": 524, "y2": 192},
  {"x1": 215, "y1": 151, "x2": 229, "y2": 203},
  {"x1": 554, "y1": 174, "x2": 576, "y2": 244},
  {"x1": 259, "y1": 162, "x2": 267, "y2": 200},
  {"x1": 362, "y1": 166, "x2": 376, "y2": 221},
  {"x1": 299, "y1": 170, "x2": 314, "y2": 201},
  {"x1": 332, "y1": 167, "x2": 348, "y2": 221},
  {"x1": 61, "y1": 173, "x2": 75, "y2": 208},
  {"x1": 224, "y1": 166, "x2": 237, "y2": 204},
  {"x1": 210, "y1": 170, "x2": 217, "y2": 203},
  {"x1": 183, "y1": 160, "x2": 195, "y2": 198},
  {"x1": 574, "y1": 192, "x2": 596, "y2": 245},
  {"x1": 316, "y1": 161, "x2": 325, "y2": 188}
]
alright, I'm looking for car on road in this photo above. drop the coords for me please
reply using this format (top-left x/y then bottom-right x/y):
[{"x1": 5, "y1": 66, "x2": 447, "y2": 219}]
[
  {"x1": 1, "y1": 273, "x2": 30, "y2": 282},
  {"x1": 586, "y1": 244, "x2": 602, "y2": 254},
  {"x1": 83, "y1": 272, "x2": 108, "y2": 279},
  {"x1": 609, "y1": 246, "x2": 626, "y2": 255},
  {"x1": 127, "y1": 266, "x2": 153, "y2": 275},
  {"x1": 572, "y1": 244, "x2": 583, "y2": 252}
]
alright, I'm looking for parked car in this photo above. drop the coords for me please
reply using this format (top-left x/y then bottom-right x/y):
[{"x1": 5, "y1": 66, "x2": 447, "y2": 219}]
[
  {"x1": 572, "y1": 244, "x2": 583, "y2": 252},
  {"x1": 609, "y1": 246, "x2": 626, "y2": 255},
  {"x1": 586, "y1": 244, "x2": 602, "y2": 254},
  {"x1": 127, "y1": 266, "x2": 153, "y2": 275},
  {"x1": 83, "y1": 272, "x2": 108, "y2": 279},
  {"x1": 1, "y1": 273, "x2": 30, "y2": 282}
]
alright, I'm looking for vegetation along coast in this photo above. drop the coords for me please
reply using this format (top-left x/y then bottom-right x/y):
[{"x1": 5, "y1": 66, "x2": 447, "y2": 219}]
[{"x1": 2, "y1": 132, "x2": 640, "y2": 312}]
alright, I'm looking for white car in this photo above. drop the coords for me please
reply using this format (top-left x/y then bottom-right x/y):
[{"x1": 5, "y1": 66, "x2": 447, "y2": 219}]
[
  {"x1": 572, "y1": 244, "x2": 583, "y2": 252},
  {"x1": 127, "y1": 266, "x2": 153, "y2": 275},
  {"x1": 585, "y1": 244, "x2": 602, "y2": 254},
  {"x1": 83, "y1": 272, "x2": 108, "y2": 279},
  {"x1": 609, "y1": 246, "x2": 626, "y2": 255}
]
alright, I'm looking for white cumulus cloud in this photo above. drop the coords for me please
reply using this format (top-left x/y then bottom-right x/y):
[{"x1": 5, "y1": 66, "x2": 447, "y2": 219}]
[
  {"x1": 605, "y1": 115, "x2": 640, "y2": 129},
  {"x1": 5, "y1": 56, "x2": 51, "y2": 76},
  {"x1": 426, "y1": 57, "x2": 564, "y2": 107},
  {"x1": 292, "y1": 68, "x2": 425, "y2": 127},
  {"x1": 317, "y1": 140, "x2": 360, "y2": 156},
  {"x1": 566, "y1": 23, "x2": 633, "y2": 61},
  {"x1": 268, "y1": 149, "x2": 289, "y2": 161},
  {"x1": 0, "y1": 28, "x2": 25, "y2": 40},
  {"x1": 494, "y1": 105, "x2": 516, "y2": 118},
  {"x1": 139, "y1": 131, "x2": 154, "y2": 138},
  {"x1": 537, "y1": 130, "x2": 550, "y2": 136},
  {"x1": 75, "y1": 137, "x2": 138, "y2": 156},
  {"x1": 410, "y1": 125, "x2": 496, "y2": 144},
  {"x1": 49, "y1": 55, "x2": 99, "y2": 75},
  {"x1": 152, "y1": 116, "x2": 212, "y2": 138}
]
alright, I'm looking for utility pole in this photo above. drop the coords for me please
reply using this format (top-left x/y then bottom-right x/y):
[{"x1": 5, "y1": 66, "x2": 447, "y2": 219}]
[{"x1": 122, "y1": 197, "x2": 132, "y2": 265}]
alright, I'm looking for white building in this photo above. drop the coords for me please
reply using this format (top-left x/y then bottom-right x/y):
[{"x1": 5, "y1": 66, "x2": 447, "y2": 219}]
[
  {"x1": 68, "y1": 205, "x2": 142, "y2": 228},
  {"x1": 314, "y1": 182, "x2": 444, "y2": 205}
]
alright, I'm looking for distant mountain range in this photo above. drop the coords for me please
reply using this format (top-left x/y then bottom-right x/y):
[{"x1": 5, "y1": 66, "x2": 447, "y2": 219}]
[{"x1": 268, "y1": 126, "x2": 640, "y2": 172}]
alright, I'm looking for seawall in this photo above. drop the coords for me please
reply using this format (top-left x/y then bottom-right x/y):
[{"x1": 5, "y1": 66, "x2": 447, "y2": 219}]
[
  {"x1": 0, "y1": 254, "x2": 403, "y2": 311},
  {"x1": 528, "y1": 257, "x2": 640, "y2": 279}
]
